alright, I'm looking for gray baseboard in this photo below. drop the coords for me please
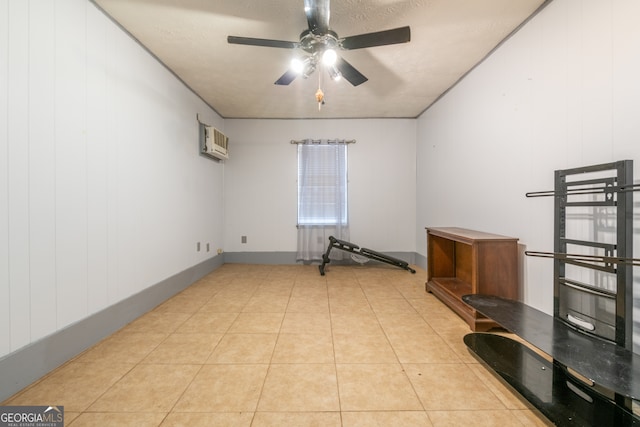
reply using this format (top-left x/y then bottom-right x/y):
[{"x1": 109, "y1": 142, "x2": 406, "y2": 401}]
[
  {"x1": 0, "y1": 255, "x2": 223, "y2": 403},
  {"x1": 415, "y1": 252, "x2": 427, "y2": 270},
  {"x1": 223, "y1": 251, "x2": 299, "y2": 265}
]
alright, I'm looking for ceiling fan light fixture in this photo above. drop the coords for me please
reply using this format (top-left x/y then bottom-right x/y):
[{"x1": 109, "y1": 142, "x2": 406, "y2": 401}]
[
  {"x1": 322, "y1": 48, "x2": 337, "y2": 66},
  {"x1": 328, "y1": 65, "x2": 342, "y2": 81},
  {"x1": 290, "y1": 57, "x2": 306, "y2": 74},
  {"x1": 303, "y1": 64, "x2": 316, "y2": 78}
]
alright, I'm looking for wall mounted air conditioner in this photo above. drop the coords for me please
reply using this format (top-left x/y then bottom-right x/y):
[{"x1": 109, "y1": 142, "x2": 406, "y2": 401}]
[{"x1": 203, "y1": 125, "x2": 229, "y2": 160}]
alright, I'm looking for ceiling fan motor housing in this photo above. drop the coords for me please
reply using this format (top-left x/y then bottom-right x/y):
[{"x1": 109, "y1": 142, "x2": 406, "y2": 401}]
[{"x1": 298, "y1": 29, "x2": 339, "y2": 56}]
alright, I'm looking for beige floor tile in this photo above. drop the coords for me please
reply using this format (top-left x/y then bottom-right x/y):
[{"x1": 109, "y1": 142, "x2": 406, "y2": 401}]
[
  {"x1": 386, "y1": 332, "x2": 461, "y2": 364},
  {"x1": 331, "y1": 313, "x2": 383, "y2": 335},
  {"x1": 333, "y1": 333, "x2": 398, "y2": 363},
  {"x1": 227, "y1": 312, "x2": 284, "y2": 333},
  {"x1": 413, "y1": 298, "x2": 464, "y2": 318},
  {"x1": 121, "y1": 311, "x2": 191, "y2": 334},
  {"x1": 88, "y1": 364, "x2": 200, "y2": 412},
  {"x1": 271, "y1": 333, "x2": 335, "y2": 363},
  {"x1": 296, "y1": 265, "x2": 327, "y2": 275},
  {"x1": 395, "y1": 283, "x2": 431, "y2": 299},
  {"x1": 406, "y1": 296, "x2": 452, "y2": 315},
  {"x1": 422, "y1": 314, "x2": 471, "y2": 334},
  {"x1": 228, "y1": 277, "x2": 265, "y2": 287},
  {"x1": 376, "y1": 312, "x2": 436, "y2": 336},
  {"x1": 350, "y1": 272, "x2": 382, "y2": 282},
  {"x1": 326, "y1": 279, "x2": 362, "y2": 289},
  {"x1": 200, "y1": 294, "x2": 250, "y2": 312},
  {"x1": 142, "y1": 333, "x2": 222, "y2": 364},
  {"x1": 324, "y1": 269, "x2": 358, "y2": 281},
  {"x1": 206, "y1": 333, "x2": 277, "y2": 363},
  {"x1": 426, "y1": 409, "x2": 523, "y2": 427},
  {"x1": 153, "y1": 293, "x2": 209, "y2": 313},
  {"x1": 267, "y1": 264, "x2": 300, "y2": 276},
  {"x1": 74, "y1": 331, "x2": 167, "y2": 364},
  {"x1": 257, "y1": 364, "x2": 340, "y2": 411},
  {"x1": 438, "y1": 331, "x2": 479, "y2": 363},
  {"x1": 328, "y1": 285, "x2": 365, "y2": 298},
  {"x1": 286, "y1": 296, "x2": 330, "y2": 313},
  {"x1": 266, "y1": 265, "x2": 298, "y2": 275},
  {"x1": 69, "y1": 412, "x2": 167, "y2": 427},
  {"x1": 295, "y1": 276, "x2": 324, "y2": 285},
  {"x1": 161, "y1": 412, "x2": 254, "y2": 426},
  {"x1": 280, "y1": 311, "x2": 332, "y2": 335},
  {"x1": 404, "y1": 363, "x2": 506, "y2": 410},
  {"x1": 291, "y1": 282, "x2": 328, "y2": 298},
  {"x1": 174, "y1": 364, "x2": 268, "y2": 412},
  {"x1": 252, "y1": 411, "x2": 341, "y2": 427},
  {"x1": 361, "y1": 286, "x2": 405, "y2": 299},
  {"x1": 214, "y1": 284, "x2": 259, "y2": 297},
  {"x1": 6, "y1": 361, "x2": 133, "y2": 412},
  {"x1": 341, "y1": 411, "x2": 433, "y2": 427},
  {"x1": 255, "y1": 281, "x2": 295, "y2": 296},
  {"x1": 368, "y1": 297, "x2": 417, "y2": 314},
  {"x1": 218, "y1": 282, "x2": 259, "y2": 293},
  {"x1": 329, "y1": 299, "x2": 375, "y2": 314},
  {"x1": 175, "y1": 311, "x2": 239, "y2": 334},
  {"x1": 428, "y1": 307, "x2": 469, "y2": 322},
  {"x1": 336, "y1": 363, "x2": 423, "y2": 411},
  {"x1": 63, "y1": 412, "x2": 81, "y2": 425},
  {"x1": 242, "y1": 294, "x2": 290, "y2": 312}
]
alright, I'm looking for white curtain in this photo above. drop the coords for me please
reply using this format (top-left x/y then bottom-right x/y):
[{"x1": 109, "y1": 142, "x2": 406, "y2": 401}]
[{"x1": 296, "y1": 141, "x2": 349, "y2": 261}]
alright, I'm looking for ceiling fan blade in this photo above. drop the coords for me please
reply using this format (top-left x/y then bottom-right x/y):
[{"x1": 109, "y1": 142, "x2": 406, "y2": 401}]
[
  {"x1": 227, "y1": 35, "x2": 297, "y2": 49},
  {"x1": 274, "y1": 69, "x2": 298, "y2": 85},
  {"x1": 341, "y1": 26, "x2": 411, "y2": 50},
  {"x1": 304, "y1": 0, "x2": 330, "y2": 34},
  {"x1": 335, "y1": 57, "x2": 368, "y2": 86}
]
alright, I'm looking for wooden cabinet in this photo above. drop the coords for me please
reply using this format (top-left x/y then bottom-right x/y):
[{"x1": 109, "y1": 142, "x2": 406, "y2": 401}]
[{"x1": 426, "y1": 227, "x2": 519, "y2": 331}]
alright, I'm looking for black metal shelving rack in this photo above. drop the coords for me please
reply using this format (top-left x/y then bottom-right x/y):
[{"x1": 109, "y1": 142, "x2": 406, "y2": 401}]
[
  {"x1": 550, "y1": 160, "x2": 634, "y2": 347},
  {"x1": 463, "y1": 160, "x2": 640, "y2": 426}
]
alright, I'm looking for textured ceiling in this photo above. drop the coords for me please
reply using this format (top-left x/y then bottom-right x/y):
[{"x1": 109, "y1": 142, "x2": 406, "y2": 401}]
[{"x1": 92, "y1": 0, "x2": 548, "y2": 119}]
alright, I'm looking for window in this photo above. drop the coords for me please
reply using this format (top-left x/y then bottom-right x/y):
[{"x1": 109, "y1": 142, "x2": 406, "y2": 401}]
[{"x1": 297, "y1": 142, "x2": 348, "y2": 226}]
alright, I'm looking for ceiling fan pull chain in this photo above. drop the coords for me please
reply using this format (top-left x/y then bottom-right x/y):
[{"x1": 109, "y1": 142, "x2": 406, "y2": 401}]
[
  {"x1": 316, "y1": 69, "x2": 324, "y2": 110},
  {"x1": 316, "y1": 88, "x2": 324, "y2": 111}
]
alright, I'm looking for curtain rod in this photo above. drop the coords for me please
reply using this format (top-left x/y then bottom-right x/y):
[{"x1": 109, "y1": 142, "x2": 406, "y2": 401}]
[{"x1": 290, "y1": 139, "x2": 356, "y2": 144}]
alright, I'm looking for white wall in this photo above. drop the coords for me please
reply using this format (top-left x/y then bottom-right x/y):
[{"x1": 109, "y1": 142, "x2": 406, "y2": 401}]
[
  {"x1": 223, "y1": 119, "x2": 417, "y2": 255},
  {"x1": 0, "y1": 0, "x2": 223, "y2": 359},
  {"x1": 416, "y1": 0, "x2": 640, "y2": 314}
]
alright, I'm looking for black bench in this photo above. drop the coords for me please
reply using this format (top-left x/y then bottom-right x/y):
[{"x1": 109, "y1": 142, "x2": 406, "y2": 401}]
[{"x1": 319, "y1": 236, "x2": 416, "y2": 275}]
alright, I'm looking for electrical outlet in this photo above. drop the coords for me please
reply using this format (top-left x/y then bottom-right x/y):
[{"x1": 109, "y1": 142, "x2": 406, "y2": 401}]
[
  {"x1": 206, "y1": 243, "x2": 210, "y2": 252},
  {"x1": 241, "y1": 236, "x2": 247, "y2": 244},
  {"x1": 196, "y1": 242, "x2": 201, "y2": 251}
]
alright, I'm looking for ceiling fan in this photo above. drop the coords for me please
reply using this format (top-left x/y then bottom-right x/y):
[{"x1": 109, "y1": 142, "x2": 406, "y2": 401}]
[{"x1": 227, "y1": 0, "x2": 411, "y2": 87}]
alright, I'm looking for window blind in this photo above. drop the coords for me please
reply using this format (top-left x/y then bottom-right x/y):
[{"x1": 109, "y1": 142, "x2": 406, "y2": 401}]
[{"x1": 297, "y1": 143, "x2": 348, "y2": 226}]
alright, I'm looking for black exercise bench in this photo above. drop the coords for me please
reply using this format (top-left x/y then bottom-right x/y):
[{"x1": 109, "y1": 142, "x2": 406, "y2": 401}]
[{"x1": 319, "y1": 236, "x2": 416, "y2": 275}]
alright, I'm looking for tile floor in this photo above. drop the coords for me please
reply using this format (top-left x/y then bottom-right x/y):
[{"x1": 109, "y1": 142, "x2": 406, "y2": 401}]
[{"x1": 2, "y1": 263, "x2": 552, "y2": 426}]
